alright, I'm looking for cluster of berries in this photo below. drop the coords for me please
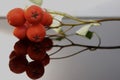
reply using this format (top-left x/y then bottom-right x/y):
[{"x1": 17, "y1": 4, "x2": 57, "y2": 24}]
[
  {"x1": 9, "y1": 37, "x2": 53, "y2": 79},
  {"x1": 7, "y1": 5, "x2": 53, "y2": 42}
]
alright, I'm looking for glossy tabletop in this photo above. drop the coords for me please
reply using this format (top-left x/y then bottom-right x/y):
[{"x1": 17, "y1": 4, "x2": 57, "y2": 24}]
[{"x1": 0, "y1": 18, "x2": 120, "y2": 80}]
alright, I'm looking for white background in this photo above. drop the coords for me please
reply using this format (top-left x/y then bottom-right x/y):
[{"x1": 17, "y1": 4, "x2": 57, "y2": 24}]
[{"x1": 0, "y1": 0, "x2": 120, "y2": 17}]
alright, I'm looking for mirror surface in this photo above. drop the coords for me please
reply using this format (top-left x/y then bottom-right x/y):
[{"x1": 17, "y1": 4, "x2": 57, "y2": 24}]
[{"x1": 1, "y1": 18, "x2": 120, "y2": 80}]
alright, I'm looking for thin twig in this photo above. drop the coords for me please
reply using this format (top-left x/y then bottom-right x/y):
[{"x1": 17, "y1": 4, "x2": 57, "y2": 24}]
[
  {"x1": 48, "y1": 10, "x2": 85, "y2": 23},
  {"x1": 50, "y1": 48, "x2": 88, "y2": 60},
  {"x1": 96, "y1": 18, "x2": 120, "y2": 23}
]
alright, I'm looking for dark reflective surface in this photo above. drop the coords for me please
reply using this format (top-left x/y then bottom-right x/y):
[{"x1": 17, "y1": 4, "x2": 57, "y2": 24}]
[{"x1": 1, "y1": 18, "x2": 120, "y2": 80}]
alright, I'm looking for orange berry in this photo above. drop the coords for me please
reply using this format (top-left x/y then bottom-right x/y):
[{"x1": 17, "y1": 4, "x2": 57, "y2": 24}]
[
  {"x1": 41, "y1": 11, "x2": 53, "y2": 27},
  {"x1": 24, "y1": 5, "x2": 44, "y2": 24},
  {"x1": 7, "y1": 8, "x2": 26, "y2": 26},
  {"x1": 26, "y1": 24, "x2": 46, "y2": 42},
  {"x1": 13, "y1": 25, "x2": 28, "y2": 40}
]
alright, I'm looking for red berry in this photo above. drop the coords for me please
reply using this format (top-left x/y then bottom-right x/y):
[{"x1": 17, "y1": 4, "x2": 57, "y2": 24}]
[
  {"x1": 13, "y1": 25, "x2": 28, "y2": 40},
  {"x1": 7, "y1": 8, "x2": 26, "y2": 26},
  {"x1": 41, "y1": 11, "x2": 53, "y2": 27},
  {"x1": 24, "y1": 5, "x2": 44, "y2": 24},
  {"x1": 26, "y1": 24, "x2": 46, "y2": 42}
]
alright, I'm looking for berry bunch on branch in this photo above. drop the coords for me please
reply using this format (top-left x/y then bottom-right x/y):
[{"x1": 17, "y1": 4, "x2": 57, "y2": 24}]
[{"x1": 7, "y1": 5, "x2": 53, "y2": 42}]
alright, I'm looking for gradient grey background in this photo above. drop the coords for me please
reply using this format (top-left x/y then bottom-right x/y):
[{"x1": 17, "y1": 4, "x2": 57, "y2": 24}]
[
  {"x1": 1, "y1": 0, "x2": 120, "y2": 80},
  {"x1": 1, "y1": 0, "x2": 120, "y2": 17}
]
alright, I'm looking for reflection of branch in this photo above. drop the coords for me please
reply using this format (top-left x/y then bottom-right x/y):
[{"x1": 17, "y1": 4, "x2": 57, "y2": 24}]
[
  {"x1": 65, "y1": 37, "x2": 74, "y2": 44},
  {"x1": 90, "y1": 32, "x2": 101, "y2": 51},
  {"x1": 53, "y1": 44, "x2": 120, "y2": 49},
  {"x1": 49, "y1": 47, "x2": 62, "y2": 56},
  {"x1": 49, "y1": 32, "x2": 120, "y2": 60},
  {"x1": 50, "y1": 48, "x2": 88, "y2": 60},
  {"x1": 47, "y1": 29, "x2": 120, "y2": 60},
  {"x1": 49, "y1": 42, "x2": 120, "y2": 60},
  {"x1": 48, "y1": 32, "x2": 120, "y2": 50}
]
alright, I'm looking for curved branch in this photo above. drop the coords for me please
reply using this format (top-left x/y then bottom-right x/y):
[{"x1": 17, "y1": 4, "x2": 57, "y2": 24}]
[
  {"x1": 47, "y1": 10, "x2": 85, "y2": 23},
  {"x1": 50, "y1": 48, "x2": 88, "y2": 60},
  {"x1": 48, "y1": 10, "x2": 120, "y2": 24}
]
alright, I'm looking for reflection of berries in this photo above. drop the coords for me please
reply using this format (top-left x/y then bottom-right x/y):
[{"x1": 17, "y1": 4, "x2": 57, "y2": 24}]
[
  {"x1": 9, "y1": 56, "x2": 28, "y2": 74},
  {"x1": 26, "y1": 61, "x2": 44, "y2": 79},
  {"x1": 26, "y1": 24, "x2": 46, "y2": 42},
  {"x1": 24, "y1": 5, "x2": 43, "y2": 24},
  {"x1": 27, "y1": 43, "x2": 46, "y2": 60},
  {"x1": 41, "y1": 37, "x2": 53, "y2": 51},
  {"x1": 7, "y1": 8, "x2": 26, "y2": 26},
  {"x1": 14, "y1": 40, "x2": 29, "y2": 56},
  {"x1": 9, "y1": 37, "x2": 52, "y2": 79},
  {"x1": 41, "y1": 54, "x2": 50, "y2": 66},
  {"x1": 9, "y1": 50, "x2": 17, "y2": 60}
]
